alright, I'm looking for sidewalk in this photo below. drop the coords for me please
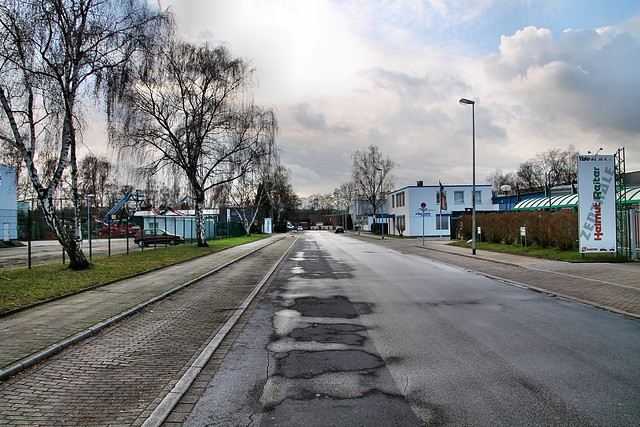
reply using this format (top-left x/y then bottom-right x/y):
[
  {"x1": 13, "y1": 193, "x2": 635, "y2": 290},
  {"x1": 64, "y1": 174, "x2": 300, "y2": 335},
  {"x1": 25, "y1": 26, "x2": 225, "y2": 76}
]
[
  {"x1": 355, "y1": 234, "x2": 640, "y2": 319},
  {"x1": 0, "y1": 235, "x2": 286, "y2": 381}
]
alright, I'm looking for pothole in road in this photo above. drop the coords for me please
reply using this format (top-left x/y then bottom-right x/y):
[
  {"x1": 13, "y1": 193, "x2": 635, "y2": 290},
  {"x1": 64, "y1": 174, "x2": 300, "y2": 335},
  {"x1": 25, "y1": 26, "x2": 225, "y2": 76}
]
[
  {"x1": 289, "y1": 324, "x2": 366, "y2": 346},
  {"x1": 277, "y1": 350, "x2": 384, "y2": 379},
  {"x1": 289, "y1": 296, "x2": 359, "y2": 318}
]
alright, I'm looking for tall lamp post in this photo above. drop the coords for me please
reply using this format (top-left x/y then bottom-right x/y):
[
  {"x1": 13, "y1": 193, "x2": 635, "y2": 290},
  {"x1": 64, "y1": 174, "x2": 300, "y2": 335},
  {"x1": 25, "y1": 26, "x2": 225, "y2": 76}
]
[
  {"x1": 87, "y1": 194, "x2": 95, "y2": 259},
  {"x1": 459, "y1": 98, "x2": 476, "y2": 255},
  {"x1": 376, "y1": 167, "x2": 384, "y2": 239},
  {"x1": 547, "y1": 169, "x2": 561, "y2": 212}
]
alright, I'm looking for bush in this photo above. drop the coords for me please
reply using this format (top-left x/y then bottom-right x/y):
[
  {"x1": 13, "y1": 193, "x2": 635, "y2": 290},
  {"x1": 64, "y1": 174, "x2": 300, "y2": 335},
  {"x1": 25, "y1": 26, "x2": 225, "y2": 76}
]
[
  {"x1": 456, "y1": 209, "x2": 576, "y2": 249},
  {"x1": 521, "y1": 210, "x2": 552, "y2": 248},
  {"x1": 478, "y1": 213, "x2": 502, "y2": 243},
  {"x1": 549, "y1": 210, "x2": 578, "y2": 250},
  {"x1": 459, "y1": 215, "x2": 472, "y2": 240}
]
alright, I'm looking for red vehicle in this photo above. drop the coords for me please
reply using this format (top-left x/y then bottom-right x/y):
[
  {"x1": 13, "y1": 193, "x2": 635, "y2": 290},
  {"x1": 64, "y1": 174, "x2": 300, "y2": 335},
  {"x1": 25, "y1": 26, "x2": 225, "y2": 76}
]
[{"x1": 134, "y1": 229, "x2": 185, "y2": 247}]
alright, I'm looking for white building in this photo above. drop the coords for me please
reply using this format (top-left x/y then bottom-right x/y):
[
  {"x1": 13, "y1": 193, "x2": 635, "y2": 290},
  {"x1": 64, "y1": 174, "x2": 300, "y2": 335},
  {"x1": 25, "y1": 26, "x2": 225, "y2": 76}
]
[
  {"x1": 349, "y1": 199, "x2": 388, "y2": 231},
  {"x1": 387, "y1": 182, "x2": 495, "y2": 237},
  {"x1": 0, "y1": 164, "x2": 17, "y2": 241}
]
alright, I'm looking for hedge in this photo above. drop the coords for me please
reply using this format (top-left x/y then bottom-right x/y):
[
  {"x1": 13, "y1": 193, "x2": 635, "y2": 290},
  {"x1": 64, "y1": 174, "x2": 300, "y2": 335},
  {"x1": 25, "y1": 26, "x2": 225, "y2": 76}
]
[{"x1": 458, "y1": 210, "x2": 578, "y2": 250}]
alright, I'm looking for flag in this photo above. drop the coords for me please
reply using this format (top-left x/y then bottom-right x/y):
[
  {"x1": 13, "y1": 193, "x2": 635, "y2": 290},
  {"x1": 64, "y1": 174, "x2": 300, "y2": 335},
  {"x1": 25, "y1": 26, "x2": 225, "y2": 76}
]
[{"x1": 439, "y1": 181, "x2": 447, "y2": 210}]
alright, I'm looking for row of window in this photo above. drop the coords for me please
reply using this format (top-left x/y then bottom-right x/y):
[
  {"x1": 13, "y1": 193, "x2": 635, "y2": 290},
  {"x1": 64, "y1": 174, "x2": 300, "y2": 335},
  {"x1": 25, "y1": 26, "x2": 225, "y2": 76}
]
[
  {"x1": 396, "y1": 214, "x2": 449, "y2": 231},
  {"x1": 448, "y1": 191, "x2": 483, "y2": 204},
  {"x1": 392, "y1": 190, "x2": 483, "y2": 208},
  {"x1": 392, "y1": 191, "x2": 405, "y2": 208}
]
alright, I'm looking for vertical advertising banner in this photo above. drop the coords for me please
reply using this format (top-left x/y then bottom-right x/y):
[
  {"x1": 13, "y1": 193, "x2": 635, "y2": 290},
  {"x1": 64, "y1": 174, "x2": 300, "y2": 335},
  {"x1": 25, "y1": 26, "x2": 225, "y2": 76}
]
[{"x1": 578, "y1": 154, "x2": 616, "y2": 253}]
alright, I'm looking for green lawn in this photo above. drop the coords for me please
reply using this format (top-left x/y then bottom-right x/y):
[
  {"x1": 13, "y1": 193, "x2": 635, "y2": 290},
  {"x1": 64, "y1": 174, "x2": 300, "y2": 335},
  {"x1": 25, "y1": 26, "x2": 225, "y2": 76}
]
[
  {"x1": 448, "y1": 240, "x2": 627, "y2": 263},
  {"x1": 0, "y1": 235, "x2": 269, "y2": 314}
]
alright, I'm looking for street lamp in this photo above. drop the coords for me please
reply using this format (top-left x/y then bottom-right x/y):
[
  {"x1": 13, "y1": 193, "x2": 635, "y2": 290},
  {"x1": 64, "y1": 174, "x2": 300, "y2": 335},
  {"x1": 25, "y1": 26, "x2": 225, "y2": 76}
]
[
  {"x1": 87, "y1": 194, "x2": 95, "y2": 259},
  {"x1": 500, "y1": 184, "x2": 512, "y2": 211},
  {"x1": 376, "y1": 167, "x2": 384, "y2": 239},
  {"x1": 459, "y1": 98, "x2": 476, "y2": 255},
  {"x1": 547, "y1": 169, "x2": 561, "y2": 212}
]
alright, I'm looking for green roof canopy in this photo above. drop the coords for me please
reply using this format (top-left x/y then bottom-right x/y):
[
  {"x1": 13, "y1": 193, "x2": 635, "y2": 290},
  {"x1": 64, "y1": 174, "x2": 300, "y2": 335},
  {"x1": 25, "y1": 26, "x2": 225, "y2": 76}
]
[{"x1": 512, "y1": 186, "x2": 640, "y2": 211}]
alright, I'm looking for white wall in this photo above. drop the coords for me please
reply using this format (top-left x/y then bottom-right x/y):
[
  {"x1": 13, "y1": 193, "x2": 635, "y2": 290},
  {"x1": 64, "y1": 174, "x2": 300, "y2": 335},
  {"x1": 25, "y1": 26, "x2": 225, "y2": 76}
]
[
  {"x1": 388, "y1": 184, "x2": 495, "y2": 237},
  {"x1": 0, "y1": 164, "x2": 17, "y2": 240}
]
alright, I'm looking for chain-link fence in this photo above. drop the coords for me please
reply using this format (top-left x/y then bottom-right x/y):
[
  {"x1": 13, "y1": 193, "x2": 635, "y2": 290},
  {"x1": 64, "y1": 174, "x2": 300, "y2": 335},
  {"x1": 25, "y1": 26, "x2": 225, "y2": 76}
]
[{"x1": 0, "y1": 204, "x2": 248, "y2": 269}]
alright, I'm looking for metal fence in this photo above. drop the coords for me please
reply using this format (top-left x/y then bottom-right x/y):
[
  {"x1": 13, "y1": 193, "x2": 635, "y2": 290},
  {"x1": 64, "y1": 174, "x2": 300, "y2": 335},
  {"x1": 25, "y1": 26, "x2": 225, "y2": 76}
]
[{"x1": 0, "y1": 206, "x2": 247, "y2": 269}]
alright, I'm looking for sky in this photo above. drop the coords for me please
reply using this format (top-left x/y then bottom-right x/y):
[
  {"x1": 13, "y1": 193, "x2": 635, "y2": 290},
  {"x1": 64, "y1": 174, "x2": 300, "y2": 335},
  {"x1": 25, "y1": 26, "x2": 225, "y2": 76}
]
[{"x1": 124, "y1": 0, "x2": 640, "y2": 197}]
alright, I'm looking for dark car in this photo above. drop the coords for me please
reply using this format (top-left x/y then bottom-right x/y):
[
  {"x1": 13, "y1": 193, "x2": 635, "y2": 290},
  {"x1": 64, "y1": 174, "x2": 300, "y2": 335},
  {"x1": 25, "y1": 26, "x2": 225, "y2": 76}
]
[
  {"x1": 335, "y1": 226, "x2": 345, "y2": 233},
  {"x1": 134, "y1": 229, "x2": 185, "y2": 247}
]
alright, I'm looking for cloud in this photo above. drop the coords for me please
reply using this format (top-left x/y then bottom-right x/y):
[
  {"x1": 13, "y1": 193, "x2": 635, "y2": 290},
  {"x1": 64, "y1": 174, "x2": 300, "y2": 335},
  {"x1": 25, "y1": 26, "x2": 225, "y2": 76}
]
[
  {"x1": 485, "y1": 25, "x2": 640, "y2": 135},
  {"x1": 291, "y1": 102, "x2": 329, "y2": 132}
]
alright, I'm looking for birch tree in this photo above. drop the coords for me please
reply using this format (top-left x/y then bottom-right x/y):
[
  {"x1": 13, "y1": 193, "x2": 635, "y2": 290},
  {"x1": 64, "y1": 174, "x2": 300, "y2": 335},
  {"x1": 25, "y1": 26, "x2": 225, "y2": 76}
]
[
  {"x1": 109, "y1": 40, "x2": 277, "y2": 246},
  {"x1": 0, "y1": 0, "x2": 167, "y2": 269}
]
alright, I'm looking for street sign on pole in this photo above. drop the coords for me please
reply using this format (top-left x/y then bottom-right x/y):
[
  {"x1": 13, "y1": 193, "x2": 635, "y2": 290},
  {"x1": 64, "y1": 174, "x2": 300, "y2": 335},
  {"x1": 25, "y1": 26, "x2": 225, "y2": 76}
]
[{"x1": 420, "y1": 202, "x2": 427, "y2": 246}]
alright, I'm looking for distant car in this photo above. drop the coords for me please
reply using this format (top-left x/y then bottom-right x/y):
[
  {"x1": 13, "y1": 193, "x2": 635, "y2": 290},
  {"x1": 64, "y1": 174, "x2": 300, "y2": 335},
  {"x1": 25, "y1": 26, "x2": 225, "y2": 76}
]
[
  {"x1": 287, "y1": 223, "x2": 295, "y2": 230},
  {"x1": 335, "y1": 226, "x2": 344, "y2": 233},
  {"x1": 297, "y1": 226, "x2": 304, "y2": 231},
  {"x1": 134, "y1": 229, "x2": 185, "y2": 247}
]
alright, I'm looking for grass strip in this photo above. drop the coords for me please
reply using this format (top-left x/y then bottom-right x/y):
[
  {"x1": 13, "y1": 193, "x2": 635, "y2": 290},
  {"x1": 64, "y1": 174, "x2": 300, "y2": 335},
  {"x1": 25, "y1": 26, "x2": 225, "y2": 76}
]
[
  {"x1": 0, "y1": 235, "x2": 268, "y2": 314},
  {"x1": 448, "y1": 240, "x2": 628, "y2": 263}
]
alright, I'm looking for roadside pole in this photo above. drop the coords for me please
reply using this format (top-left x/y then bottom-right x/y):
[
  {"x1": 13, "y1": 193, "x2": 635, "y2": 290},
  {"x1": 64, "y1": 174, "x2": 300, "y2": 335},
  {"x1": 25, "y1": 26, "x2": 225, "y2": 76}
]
[{"x1": 420, "y1": 203, "x2": 427, "y2": 246}]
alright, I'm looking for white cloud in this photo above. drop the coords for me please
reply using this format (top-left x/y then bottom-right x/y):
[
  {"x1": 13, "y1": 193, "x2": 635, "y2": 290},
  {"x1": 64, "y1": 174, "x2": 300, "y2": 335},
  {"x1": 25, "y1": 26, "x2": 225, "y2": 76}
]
[{"x1": 80, "y1": 2, "x2": 640, "y2": 198}]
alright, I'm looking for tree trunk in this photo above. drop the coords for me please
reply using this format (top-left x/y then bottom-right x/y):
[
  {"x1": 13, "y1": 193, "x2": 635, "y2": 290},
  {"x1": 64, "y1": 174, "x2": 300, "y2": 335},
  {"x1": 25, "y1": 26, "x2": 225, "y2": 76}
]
[
  {"x1": 40, "y1": 196, "x2": 89, "y2": 270},
  {"x1": 194, "y1": 196, "x2": 208, "y2": 247}
]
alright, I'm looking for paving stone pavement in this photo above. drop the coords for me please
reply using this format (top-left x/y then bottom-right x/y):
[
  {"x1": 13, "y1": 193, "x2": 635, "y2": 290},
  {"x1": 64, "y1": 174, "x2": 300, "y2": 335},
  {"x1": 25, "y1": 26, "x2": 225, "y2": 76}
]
[
  {"x1": 355, "y1": 234, "x2": 640, "y2": 319},
  {"x1": 0, "y1": 236, "x2": 294, "y2": 426},
  {"x1": 0, "y1": 235, "x2": 287, "y2": 377}
]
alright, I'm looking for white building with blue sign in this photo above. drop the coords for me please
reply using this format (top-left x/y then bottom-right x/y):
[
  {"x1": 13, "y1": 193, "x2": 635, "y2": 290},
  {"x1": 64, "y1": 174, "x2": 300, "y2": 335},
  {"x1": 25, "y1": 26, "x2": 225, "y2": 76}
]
[
  {"x1": 387, "y1": 182, "x2": 495, "y2": 237},
  {"x1": 0, "y1": 164, "x2": 18, "y2": 241}
]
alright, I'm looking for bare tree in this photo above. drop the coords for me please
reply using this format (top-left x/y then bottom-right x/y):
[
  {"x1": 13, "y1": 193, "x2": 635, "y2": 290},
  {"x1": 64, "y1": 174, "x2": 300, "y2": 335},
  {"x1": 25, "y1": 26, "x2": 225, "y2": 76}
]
[
  {"x1": 351, "y1": 145, "x2": 395, "y2": 218},
  {"x1": 516, "y1": 146, "x2": 578, "y2": 192},
  {"x1": 334, "y1": 181, "x2": 356, "y2": 228},
  {"x1": 0, "y1": 0, "x2": 167, "y2": 269},
  {"x1": 79, "y1": 154, "x2": 114, "y2": 206},
  {"x1": 487, "y1": 169, "x2": 518, "y2": 193},
  {"x1": 110, "y1": 40, "x2": 276, "y2": 246},
  {"x1": 266, "y1": 163, "x2": 297, "y2": 227}
]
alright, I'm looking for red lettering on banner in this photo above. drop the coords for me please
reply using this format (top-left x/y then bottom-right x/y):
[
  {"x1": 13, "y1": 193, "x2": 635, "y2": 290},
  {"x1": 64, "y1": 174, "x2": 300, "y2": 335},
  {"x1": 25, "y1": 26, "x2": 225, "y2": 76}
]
[{"x1": 594, "y1": 202, "x2": 603, "y2": 240}]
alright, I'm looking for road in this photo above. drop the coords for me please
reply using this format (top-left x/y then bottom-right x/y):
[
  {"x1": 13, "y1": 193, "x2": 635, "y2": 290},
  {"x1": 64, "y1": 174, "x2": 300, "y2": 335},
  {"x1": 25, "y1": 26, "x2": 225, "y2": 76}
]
[{"x1": 185, "y1": 232, "x2": 640, "y2": 426}]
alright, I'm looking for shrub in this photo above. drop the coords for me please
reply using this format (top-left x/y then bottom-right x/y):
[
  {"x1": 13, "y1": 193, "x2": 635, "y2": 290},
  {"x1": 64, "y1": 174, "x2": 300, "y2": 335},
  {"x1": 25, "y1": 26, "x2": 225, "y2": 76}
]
[
  {"x1": 549, "y1": 209, "x2": 578, "y2": 250},
  {"x1": 520, "y1": 211, "x2": 552, "y2": 248}
]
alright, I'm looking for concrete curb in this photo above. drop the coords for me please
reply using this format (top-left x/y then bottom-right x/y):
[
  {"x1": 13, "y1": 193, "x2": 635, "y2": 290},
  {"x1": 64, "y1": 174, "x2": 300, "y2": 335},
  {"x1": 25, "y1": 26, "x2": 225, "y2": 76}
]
[
  {"x1": 141, "y1": 234, "x2": 299, "y2": 427},
  {"x1": 0, "y1": 236, "x2": 286, "y2": 382}
]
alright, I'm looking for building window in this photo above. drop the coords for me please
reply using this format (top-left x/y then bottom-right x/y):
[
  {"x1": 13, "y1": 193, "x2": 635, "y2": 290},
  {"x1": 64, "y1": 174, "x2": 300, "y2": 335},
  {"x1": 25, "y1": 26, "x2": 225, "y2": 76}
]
[
  {"x1": 454, "y1": 191, "x2": 464, "y2": 204},
  {"x1": 436, "y1": 214, "x2": 449, "y2": 230},
  {"x1": 474, "y1": 191, "x2": 482, "y2": 204},
  {"x1": 395, "y1": 191, "x2": 405, "y2": 207}
]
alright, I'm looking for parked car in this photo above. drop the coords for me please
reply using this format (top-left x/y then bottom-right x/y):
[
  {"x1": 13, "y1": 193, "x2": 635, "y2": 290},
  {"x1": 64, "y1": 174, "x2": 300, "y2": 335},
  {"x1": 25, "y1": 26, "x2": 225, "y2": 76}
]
[
  {"x1": 297, "y1": 226, "x2": 304, "y2": 231},
  {"x1": 335, "y1": 226, "x2": 345, "y2": 233},
  {"x1": 134, "y1": 229, "x2": 185, "y2": 247}
]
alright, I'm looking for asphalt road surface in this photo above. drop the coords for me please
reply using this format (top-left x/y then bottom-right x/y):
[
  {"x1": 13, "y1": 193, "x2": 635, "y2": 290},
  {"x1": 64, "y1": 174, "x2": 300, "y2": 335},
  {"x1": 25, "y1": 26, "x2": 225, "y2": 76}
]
[{"x1": 185, "y1": 232, "x2": 640, "y2": 426}]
